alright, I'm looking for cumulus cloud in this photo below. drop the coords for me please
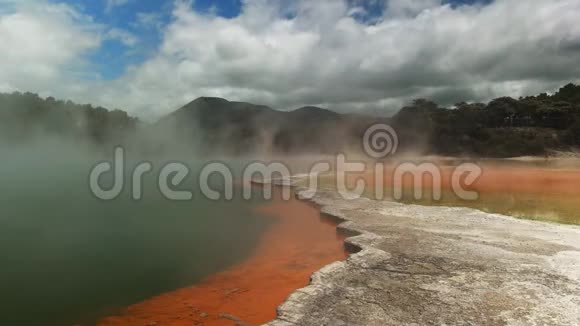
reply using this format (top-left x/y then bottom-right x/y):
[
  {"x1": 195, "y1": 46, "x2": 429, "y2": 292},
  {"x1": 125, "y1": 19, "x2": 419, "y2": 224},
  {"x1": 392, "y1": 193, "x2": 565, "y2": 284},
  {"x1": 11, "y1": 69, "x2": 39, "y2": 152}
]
[
  {"x1": 106, "y1": 27, "x2": 138, "y2": 46},
  {"x1": 2, "y1": 0, "x2": 580, "y2": 119},
  {"x1": 92, "y1": 0, "x2": 580, "y2": 118},
  {"x1": 134, "y1": 11, "x2": 165, "y2": 30},
  {"x1": 105, "y1": 0, "x2": 131, "y2": 13},
  {"x1": 385, "y1": 0, "x2": 441, "y2": 17},
  {"x1": 0, "y1": 1, "x2": 100, "y2": 94}
]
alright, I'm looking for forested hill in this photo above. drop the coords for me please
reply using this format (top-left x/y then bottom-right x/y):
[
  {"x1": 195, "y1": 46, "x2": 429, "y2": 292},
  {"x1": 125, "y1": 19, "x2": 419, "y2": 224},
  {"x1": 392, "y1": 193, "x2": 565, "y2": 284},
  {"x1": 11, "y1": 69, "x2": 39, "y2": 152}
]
[
  {"x1": 158, "y1": 83, "x2": 580, "y2": 157},
  {"x1": 394, "y1": 83, "x2": 580, "y2": 157},
  {"x1": 0, "y1": 92, "x2": 138, "y2": 146},
  {"x1": 1, "y1": 83, "x2": 580, "y2": 157},
  {"x1": 155, "y1": 97, "x2": 371, "y2": 155}
]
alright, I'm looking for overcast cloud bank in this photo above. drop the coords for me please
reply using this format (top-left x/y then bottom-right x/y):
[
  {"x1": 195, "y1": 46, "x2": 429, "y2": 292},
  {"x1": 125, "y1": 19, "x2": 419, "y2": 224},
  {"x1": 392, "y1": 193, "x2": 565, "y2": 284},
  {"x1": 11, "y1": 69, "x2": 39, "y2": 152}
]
[{"x1": 1, "y1": 0, "x2": 580, "y2": 118}]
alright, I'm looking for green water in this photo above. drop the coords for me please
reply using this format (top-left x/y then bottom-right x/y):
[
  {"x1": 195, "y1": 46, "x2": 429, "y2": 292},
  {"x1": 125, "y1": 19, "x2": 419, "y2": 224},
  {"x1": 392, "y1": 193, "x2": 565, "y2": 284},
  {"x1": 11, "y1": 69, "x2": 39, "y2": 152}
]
[{"x1": 0, "y1": 148, "x2": 273, "y2": 325}]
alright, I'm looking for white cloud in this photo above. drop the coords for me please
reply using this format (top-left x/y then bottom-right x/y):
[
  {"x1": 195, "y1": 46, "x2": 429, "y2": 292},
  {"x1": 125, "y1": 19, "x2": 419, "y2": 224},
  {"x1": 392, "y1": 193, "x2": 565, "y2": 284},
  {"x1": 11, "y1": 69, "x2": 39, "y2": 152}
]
[
  {"x1": 89, "y1": 0, "x2": 580, "y2": 118},
  {"x1": 1, "y1": 0, "x2": 580, "y2": 119},
  {"x1": 385, "y1": 0, "x2": 441, "y2": 17},
  {"x1": 134, "y1": 12, "x2": 165, "y2": 30},
  {"x1": 105, "y1": 0, "x2": 131, "y2": 13},
  {"x1": 0, "y1": 1, "x2": 100, "y2": 95},
  {"x1": 106, "y1": 27, "x2": 138, "y2": 46}
]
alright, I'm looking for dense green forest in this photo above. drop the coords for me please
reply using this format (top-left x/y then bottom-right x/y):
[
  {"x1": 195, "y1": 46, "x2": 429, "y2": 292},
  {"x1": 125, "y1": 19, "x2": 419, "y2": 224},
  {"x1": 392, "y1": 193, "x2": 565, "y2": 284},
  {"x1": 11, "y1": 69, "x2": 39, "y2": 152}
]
[
  {"x1": 1, "y1": 83, "x2": 580, "y2": 157},
  {"x1": 393, "y1": 83, "x2": 580, "y2": 157},
  {"x1": 0, "y1": 92, "x2": 138, "y2": 146}
]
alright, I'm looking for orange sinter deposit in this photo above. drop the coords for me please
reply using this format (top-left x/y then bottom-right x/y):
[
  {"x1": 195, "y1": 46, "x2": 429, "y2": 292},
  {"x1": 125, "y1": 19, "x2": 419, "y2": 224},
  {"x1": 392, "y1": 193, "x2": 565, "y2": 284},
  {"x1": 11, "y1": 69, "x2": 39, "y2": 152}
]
[
  {"x1": 355, "y1": 164, "x2": 580, "y2": 196},
  {"x1": 99, "y1": 191, "x2": 348, "y2": 326},
  {"x1": 458, "y1": 164, "x2": 580, "y2": 196}
]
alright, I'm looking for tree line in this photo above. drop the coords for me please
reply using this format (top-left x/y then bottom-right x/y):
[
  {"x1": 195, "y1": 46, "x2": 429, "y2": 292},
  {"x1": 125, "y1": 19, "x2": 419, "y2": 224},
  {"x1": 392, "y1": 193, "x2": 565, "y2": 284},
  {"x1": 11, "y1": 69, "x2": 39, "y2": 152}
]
[
  {"x1": 0, "y1": 92, "x2": 138, "y2": 146},
  {"x1": 392, "y1": 83, "x2": 580, "y2": 157},
  {"x1": 1, "y1": 83, "x2": 579, "y2": 157}
]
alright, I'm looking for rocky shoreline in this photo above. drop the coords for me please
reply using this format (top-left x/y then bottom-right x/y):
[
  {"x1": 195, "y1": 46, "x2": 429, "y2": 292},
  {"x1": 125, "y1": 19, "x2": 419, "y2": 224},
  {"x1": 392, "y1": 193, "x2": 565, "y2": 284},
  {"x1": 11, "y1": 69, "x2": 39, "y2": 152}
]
[{"x1": 265, "y1": 189, "x2": 580, "y2": 326}]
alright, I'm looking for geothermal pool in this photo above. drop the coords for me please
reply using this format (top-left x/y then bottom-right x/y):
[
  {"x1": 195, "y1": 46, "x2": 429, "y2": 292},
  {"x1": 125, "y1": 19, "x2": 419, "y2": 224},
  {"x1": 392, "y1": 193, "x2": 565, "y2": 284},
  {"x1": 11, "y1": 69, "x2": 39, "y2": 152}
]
[
  {"x1": 314, "y1": 160, "x2": 580, "y2": 225},
  {"x1": 395, "y1": 162, "x2": 580, "y2": 225},
  {"x1": 99, "y1": 190, "x2": 347, "y2": 326},
  {"x1": 2, "y1": 149, "x2": 579, "y2": 325},
  {"x1": 0, "y1": 148, "x2": 347, "y2": 326},
  {"x1": 0, "y1": 150, "x2": 274, "y2": 325}
]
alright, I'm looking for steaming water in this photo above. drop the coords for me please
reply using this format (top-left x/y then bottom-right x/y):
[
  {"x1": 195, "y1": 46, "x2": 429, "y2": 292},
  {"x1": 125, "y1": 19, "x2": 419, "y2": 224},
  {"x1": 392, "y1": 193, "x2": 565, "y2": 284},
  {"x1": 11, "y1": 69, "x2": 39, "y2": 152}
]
[{"x1": 0, "y1": 147, "x2": 273, "y2": 325}]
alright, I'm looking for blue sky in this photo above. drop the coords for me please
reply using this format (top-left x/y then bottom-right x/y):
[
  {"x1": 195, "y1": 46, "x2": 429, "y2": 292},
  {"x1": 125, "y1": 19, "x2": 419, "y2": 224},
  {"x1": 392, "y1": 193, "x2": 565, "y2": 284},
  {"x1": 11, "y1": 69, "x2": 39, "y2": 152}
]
[
  {"x1": 47, "y1": 0, "x2": 244, "y2": 79},
  {"x1": 46, "y1": 0, "x2": 489, "y2": 80}
]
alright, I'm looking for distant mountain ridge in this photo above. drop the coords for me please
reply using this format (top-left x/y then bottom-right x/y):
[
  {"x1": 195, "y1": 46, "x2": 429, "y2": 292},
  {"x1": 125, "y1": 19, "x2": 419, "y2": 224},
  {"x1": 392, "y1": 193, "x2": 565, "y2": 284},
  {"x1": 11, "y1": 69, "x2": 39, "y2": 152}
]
[
  {"x1": 155, "y1": 83, "x2": 580, "y2": 157},
  {"x1": 2, "y1": 83, "x2": 580, "y2": 157},
  {"x1": 157, "y1": 96, "x2": 370, "y2": 155}
]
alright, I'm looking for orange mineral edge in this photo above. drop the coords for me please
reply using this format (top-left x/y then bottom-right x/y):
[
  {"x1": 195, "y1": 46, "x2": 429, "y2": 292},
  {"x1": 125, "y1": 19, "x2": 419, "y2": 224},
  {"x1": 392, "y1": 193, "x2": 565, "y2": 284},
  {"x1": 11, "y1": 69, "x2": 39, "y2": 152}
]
[{"x1": 99, "y1": 191, "x2": 348, "y2": 326}]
